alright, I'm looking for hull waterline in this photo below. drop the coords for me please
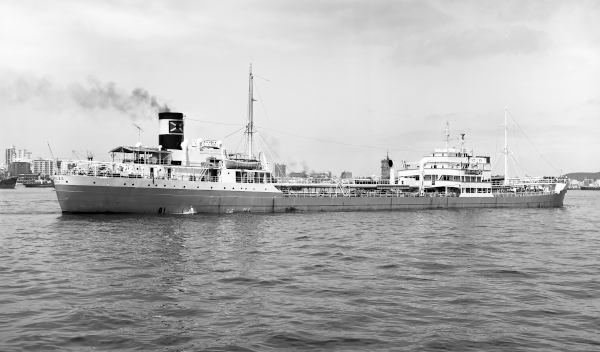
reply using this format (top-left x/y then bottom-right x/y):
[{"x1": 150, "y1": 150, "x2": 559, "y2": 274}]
[{"x1": 55, "y1": 183, "x2": 566, "y2": 214}]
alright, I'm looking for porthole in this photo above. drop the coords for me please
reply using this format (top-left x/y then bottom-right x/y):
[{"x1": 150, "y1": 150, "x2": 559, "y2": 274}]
[
  {"x1": 93, "y1": 182, "x2": 95, "y2": 184},
  {"x1": 124, "y1": 183, "x2": 126, "y2": 185}
]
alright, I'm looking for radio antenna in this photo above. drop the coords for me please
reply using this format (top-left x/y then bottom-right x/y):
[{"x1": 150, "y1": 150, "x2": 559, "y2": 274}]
[{"x1": 132, "y1": 123, "x2": 145, "y2": 143}]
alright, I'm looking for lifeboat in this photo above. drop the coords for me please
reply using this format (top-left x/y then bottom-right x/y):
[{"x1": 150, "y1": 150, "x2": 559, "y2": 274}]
[
  {"x1": 224, "y1": 159, "x2": 262, "y2": 170},
  {"x1": 224, "y1": 153, "x2": 262, "y2": 170}
]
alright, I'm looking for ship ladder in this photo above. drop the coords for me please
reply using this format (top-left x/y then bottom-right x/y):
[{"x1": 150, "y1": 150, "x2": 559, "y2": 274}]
[{"x1": 336, "y1": 180, "x2": 350, "y2": 197}]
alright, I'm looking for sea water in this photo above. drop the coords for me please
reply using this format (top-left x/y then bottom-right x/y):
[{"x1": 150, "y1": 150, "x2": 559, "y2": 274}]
[{"x1": 1, "y1": 187, "x2": 599, "y2": 351}]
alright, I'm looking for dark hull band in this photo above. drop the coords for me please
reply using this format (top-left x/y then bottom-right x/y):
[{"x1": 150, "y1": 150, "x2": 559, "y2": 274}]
[{"x1": 0, "y1": 177, "x2": 18, "y2": 189}]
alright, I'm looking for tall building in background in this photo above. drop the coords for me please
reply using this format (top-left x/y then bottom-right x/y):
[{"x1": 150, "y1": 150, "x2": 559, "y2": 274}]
[
  {"x1": 4, "y1": 146, "x2": 32, "y2": 165},
  {"x1": 381, "y1": 153, "x2": 393, "y2": 180},
  {"x1": 341, "y1": 171, "x2": 353, "y2": 179},
  {"x1": 32, "y1": 158, "x2": 55, "y2": 176},
  {"x1": 16, "y1": 149, "x2": 32, "y2": 160},
  {"x1": 273, "y1": 164, "x2": 287, "y2": 178},
  {"x1": 5, "y1": 145, "x2": 16, "y2": 165},
  {"x1": 9, "y1": 161, "x2": 32, "y2": 175}
]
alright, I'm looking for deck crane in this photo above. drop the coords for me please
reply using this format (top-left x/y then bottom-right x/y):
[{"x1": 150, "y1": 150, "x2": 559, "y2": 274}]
[
  {"x1": 47, "y1": 142, "x2": 55, "y2": 160},
  {"x1": 47, "y1": 142, "x2": 57, "y2": 175}
]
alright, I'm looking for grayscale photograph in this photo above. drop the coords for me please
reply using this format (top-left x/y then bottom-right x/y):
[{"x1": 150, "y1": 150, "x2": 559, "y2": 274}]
[{"x1": 1, "y1": 0, "x2": 599, "y2": 351}]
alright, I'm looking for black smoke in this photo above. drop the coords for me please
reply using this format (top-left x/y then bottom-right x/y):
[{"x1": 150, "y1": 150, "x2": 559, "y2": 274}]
[
  {"x1": 1, "y1": 74, "x2": 172, "y2": 119},
  {"x1": 70, "y1": 76, "x2": 172, "y2": 117},
  {"x1": 131, "y1": 87, "x2": 171, "y2": 113}
]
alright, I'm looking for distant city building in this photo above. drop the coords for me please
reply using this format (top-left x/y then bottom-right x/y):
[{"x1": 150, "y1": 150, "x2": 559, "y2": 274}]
[
  {"x1": 5, "y1": 145, "x2": 16, "y2": 165},
  {"x1": 4, "y1": 146, "x2": 32, "y2": 164},
  {"x1": 273, "y1": 164, "x2": 287, "y2": 178},
  {"x1": 32, "y1": 158, "x2": 56, "y2": 176},
  {"x1": 9, "y1": 161, "x2": 32, "y2": 175},
  {"x1": 15, "y1": 149, "x2": 32, "y2": 161},
  {"x1": 288, "y1": 171, "x2": 308, "y2": 178},
  {"x1": 381, "y1": 153, "x2": 393, "y2": 180},
  {"x1": 310, "y1": 171, "x2": 331, "y2": 179},
  {"x1": 341, "y1": 171, "x2": 353, "y2": 179}
]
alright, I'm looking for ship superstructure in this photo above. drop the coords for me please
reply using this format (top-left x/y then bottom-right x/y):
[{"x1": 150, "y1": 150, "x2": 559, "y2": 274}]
[
  {"x1": 396, "y1": 123, "x2": 494, "y2": 197},
  {"x1": 53, "y1": 66, "x2": 567, "y2": 213}
]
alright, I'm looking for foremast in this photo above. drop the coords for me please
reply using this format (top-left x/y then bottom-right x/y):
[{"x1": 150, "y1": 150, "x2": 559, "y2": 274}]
[{"x1": 501, "y1": 103, "x2": 509, "y2": 185}]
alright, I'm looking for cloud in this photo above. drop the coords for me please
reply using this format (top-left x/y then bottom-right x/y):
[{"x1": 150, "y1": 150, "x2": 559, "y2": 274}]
[
  {"x1": 424, "y1": 113, "x2": 459, "y2": 121},
  {"x1": 585, "y1": 96, "x2": 600, "y2": 105},
  {"x1": 465, "y1": 0, "x2": 565, "y2": 23},
  {"x1": 391, "y1": 25, "x2": 552, "y2": 65},
  {"x1": 260, "y1": 0, "x2": 452, "y2": 48}
]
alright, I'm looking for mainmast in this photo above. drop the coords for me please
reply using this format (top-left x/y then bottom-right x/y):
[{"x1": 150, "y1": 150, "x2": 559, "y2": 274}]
[
  {"x1": 503, "y1": 103, "x2": 508, "y2": 184},
  {"x1": 246, "y1": 64, "x2": 255, "y2": 159}
]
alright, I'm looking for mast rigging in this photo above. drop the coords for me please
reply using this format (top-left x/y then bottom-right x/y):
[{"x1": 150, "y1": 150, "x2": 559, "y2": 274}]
[{"x1": 246, "y1": 63, "x2": 256, "y2": 159}]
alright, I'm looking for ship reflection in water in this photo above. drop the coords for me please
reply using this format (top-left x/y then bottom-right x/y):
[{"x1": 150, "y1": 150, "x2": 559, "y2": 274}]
[{"x1": 1, "y1": 189, "x2": 599, "y2": 351}]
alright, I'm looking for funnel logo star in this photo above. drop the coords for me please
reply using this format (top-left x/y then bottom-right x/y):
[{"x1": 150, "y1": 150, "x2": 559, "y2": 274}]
[{"x1": 169, "y1": 121, "x2": 183, "y2": 133}]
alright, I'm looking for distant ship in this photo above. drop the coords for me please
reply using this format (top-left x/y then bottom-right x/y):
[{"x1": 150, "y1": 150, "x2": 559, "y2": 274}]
[
  {"x1": 23, "y1": 179, "x2": 54, "y2": 188},
  {"x1": 53, "y1": 66, "x2": 567, "y2": 213},
  {"x1": 0, "y1": 176, "x2": 18, "y2": 189}
]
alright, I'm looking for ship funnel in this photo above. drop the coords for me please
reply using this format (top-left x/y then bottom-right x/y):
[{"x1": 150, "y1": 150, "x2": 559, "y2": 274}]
[{"x1": 158, "y1": 112, "x2": 184, "y2": 150}]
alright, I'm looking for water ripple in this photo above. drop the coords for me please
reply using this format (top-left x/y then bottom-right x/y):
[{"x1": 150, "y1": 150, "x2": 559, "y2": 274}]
[{"x1": 0, "y1": 188, "x2": 599, "y2": 351}]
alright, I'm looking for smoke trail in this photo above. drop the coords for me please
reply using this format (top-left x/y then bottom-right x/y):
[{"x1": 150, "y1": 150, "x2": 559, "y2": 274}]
[
  {"x1": 0, "y1": 74, "x2": 172, "y2": 119},
  {"x1": 70, "y1": 76, "x2": 172, "y2": 117},
  {"x1": 301, "y1": 160, "x2": 310, "y2": 173}
]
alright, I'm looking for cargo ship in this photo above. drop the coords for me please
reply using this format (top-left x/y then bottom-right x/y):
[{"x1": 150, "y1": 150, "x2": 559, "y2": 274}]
[{"x1": 53, "y1": 66, "x2": 567, "y2": 213}]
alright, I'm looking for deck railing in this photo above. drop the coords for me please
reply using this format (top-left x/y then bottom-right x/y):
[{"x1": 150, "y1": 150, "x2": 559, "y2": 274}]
[{"x1": 492, "y1": 191, "x2": 553, "y2": 197}]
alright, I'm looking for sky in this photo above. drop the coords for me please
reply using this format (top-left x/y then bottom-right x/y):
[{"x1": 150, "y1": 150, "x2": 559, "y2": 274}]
[{"x1": 1, "y1": 0, "x2": 599, "y2": 176}]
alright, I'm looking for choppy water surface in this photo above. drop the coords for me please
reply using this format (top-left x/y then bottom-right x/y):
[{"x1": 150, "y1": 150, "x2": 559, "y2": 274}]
[{"x1": 1, "y1": 187, "x2": 599, "y2": 351}]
